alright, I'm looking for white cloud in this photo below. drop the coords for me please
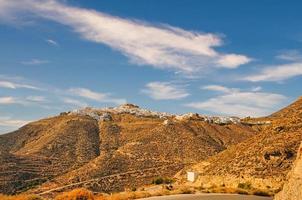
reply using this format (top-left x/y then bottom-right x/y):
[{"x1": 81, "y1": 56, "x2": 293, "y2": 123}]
[
  {"x1": 142, "y1": 82, "x2": 189, "y2": 100},
  {"x1": 63, "y1": 97, "x2": 88, "y2": 108},
  {"x1": 21, "y1": 59, "x2": 49, "y2": 65},
  {"x1": 202, "y1": 85, "x2": 239, "y2": 93},
  {"x1": 217, "y1": 54, "x2": 252, "y2": 69},
  {"x1": 242, "y1": 62, "x2": 302, "y2": 82},
  {"x1": 0, "y1": 0, "x2": 251, "y2": 74},
  {"x1": 0, "y1": 116, "x2": 30, "y2": 128},
  {"x1": 26, "y1": 96, "x2": 46, "y2": 102},
  {"x1": 0, "y1": 96, "x2": 47, "y2": 106},
  {"x1": 0, "y1": 96, "x2": 17, "y2": 104},
  {"x1": 69, "y1": 87, "x2": 126, "y2": 105},
  {"x1": 276, "y1": 50, "x2": 302, "y2": 61},
  {"x1": 0, "y1": 80, "x2": 40, "y2": 90},
  {"x1": 251, "y1": 86, "x2": 262, "y2": 92},
  {"x1": 46, "y1": 39, "x2": 58, "y2": 46},
  {"x1": 185, "y1": 86, "x2": 287, "y2": 117}
]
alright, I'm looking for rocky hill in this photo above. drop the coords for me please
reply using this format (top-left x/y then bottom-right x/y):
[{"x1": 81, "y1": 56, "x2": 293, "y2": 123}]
[
  {"x1": 0, "y1": 104, "x2": 256, "y2": 195},
  {"x1": 188, "y1": 97, "x2": 302, "y2": 192},
  {"x1": 274, "y1": 142, "x2": 302, "y2": 200}
]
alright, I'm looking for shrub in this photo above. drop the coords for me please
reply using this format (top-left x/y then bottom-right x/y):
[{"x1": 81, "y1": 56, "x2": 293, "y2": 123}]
[
  {"x1": 236, "y1": 189, "x2": 249, "y2": 195},
  {"x1": 152, "y1": 177, "x2": 164, "y2": 185},
  {"x1": 0, "y1": 194, "x2": 44, "y2": 200},
  {"x1": 237, "y1": 182, "x2": 252, "y2": 190},
  {"x1": 253, "y1": 190, "x2": 271, "y2": 197},
  {"x1": 152, "y1": 177, "x2": 174, "y2": 185},
  {"x1": 55, "y1": 188, "x2": 94, "y2": 200}
]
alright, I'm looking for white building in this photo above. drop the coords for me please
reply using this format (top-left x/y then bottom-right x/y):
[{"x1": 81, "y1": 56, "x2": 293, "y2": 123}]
[{"x1": 187, "y1": 171, "x2": 199, "y2": 182}]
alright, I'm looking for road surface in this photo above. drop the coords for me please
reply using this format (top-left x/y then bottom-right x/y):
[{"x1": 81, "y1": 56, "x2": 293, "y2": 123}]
[{"x1": 140, "y1": 193, "x2": 273, "y2": 200}]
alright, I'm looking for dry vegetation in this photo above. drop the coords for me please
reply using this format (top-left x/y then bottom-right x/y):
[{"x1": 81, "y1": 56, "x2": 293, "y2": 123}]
[
  {"x1": 0, "y1": 108, "x2": 256, "y2": 194},
  {"x1": 0, "y1": 184, "x2": 275, "y2": 200},
  {"x1": 199, "y1": 184, "x2": 274, "y2": 197},
  {"x1": 0, "y1": 194, "x2": 43, "y2": 200},
  {"x1": 0, "y1": 187, "x2": 191, "y2": 200},
  {"x1": 189, "y1": 97, "x2": 302, "y2": 191}
]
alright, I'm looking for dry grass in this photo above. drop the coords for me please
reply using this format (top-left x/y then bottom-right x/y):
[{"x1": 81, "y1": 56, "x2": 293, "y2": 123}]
[
  {"x1": 200, "y1": 186, "x2": 273, "y2": 197},
  {"x1": 54, "y1": 188, "x2": 94, "y2": 200},
  {"x1": 0, "y1": 184, "x2": 272, "y2": 200},
  {"x1": 0, "y1": 194, "x2": 43, "y2": 200}
]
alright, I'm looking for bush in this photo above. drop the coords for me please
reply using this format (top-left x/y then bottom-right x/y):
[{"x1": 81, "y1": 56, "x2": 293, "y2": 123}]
[
  {"x1": 55, "y1": 188, "x2": 94, "y2": 200},
  {"x1": 0, "y1": 194, "x2": 44, "y2": 200},
  {"x1": 152, "y1": 177, "x2": 164, "y2": 185},
  {"x1": 152, "y1": 177, "x2": 174, "y2": 185},
  {"x1": 253, "y1": 190, "x2": 271, "y2": 197},
  {"x1": 237, "y1": 182, "x2": 252, "y2": 190},
  {"x1": 236, "y1": 189, "x2": 249, "y2": 195}
]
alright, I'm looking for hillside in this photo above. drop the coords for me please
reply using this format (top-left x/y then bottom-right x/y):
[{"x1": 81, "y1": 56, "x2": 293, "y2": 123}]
[
  {"x1": 189, "y1": 97, "x2": 302, "y2": 192},
  {"x1": 274, "y1": 142, "x2": 302, "y2": 200},
  {"x1": 0, "y1": 104, "x2": 256, "y2": 195}
]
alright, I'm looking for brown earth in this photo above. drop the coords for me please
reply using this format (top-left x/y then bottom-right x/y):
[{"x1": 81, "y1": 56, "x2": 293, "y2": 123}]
[
  {"x1": 0, "y1": 105, "x2": 256, "y2": 195},
  {"x1": 188, "y1": 97, "x2": 302, "y2": 192},
  {"x1": 274, "y1": 142, "x2": 302, "y2": 200}
]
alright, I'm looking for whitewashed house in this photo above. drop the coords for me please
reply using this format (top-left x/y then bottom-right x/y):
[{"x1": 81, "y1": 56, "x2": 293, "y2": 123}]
[{"x1": 187, "y1": 171, "x2": 199, "y2": 182}]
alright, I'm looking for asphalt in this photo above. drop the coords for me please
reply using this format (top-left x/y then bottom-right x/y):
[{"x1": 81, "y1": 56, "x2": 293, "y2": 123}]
[{"x1": 140, "y1": 193, "x2": 273, "y2": 200}]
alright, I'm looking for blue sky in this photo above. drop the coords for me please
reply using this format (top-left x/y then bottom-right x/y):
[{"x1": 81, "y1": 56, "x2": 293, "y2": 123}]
[{"x1": 0, "y1": 0, "x2": 302, "y2": 133}]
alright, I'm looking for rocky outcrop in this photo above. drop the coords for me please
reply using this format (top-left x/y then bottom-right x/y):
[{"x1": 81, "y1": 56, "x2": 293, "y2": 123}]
[{"x1": 275, "y1": 142, "x2": 302, "y2": 200}]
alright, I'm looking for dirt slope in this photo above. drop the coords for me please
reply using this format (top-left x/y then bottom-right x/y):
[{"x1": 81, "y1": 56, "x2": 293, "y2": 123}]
[
  {"x1": 189, "y1": 97, "x2": 302, "y2": 191},
  {"x1": 0, "y1": 104, "x2": 256, "y2": 195},
  {"x1": 274, "y1": 142, "x2": 302, "y2": 200}
]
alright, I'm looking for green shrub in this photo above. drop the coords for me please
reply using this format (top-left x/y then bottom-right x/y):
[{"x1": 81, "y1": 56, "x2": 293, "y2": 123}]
[
  {"x1": 237, "y1": 182, "x2": 252, "y2": 190},
  {"x1": 152, "y1": 177, "x2": 164, "y2": 185},
  {"x1": 253, "y1": 190, "x2": 271, "y2": 196},
  {"x1": 236, "y1": 189, "x2": 249, "y2": 195},
  {"x1": 152, "y1": 177, "x2": 174, "y2": 185}
]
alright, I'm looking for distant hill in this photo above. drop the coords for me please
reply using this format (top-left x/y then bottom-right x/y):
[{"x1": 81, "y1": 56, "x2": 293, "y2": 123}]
[
  {"x1": 0, "y1": 104, "x2": 256, "y2": 195},
  {"x1": 188, "y1": 97, "x2": 302, "y2": 192}
]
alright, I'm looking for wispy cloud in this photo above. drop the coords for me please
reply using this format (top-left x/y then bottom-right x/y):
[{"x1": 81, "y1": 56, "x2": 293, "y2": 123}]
[
  {"x1": 142, "y1": 81, "x2": 189, "y2": 100},
  {"x1": 251, "y1": 86, "x2": 262, "y2": 92},
  {"x1": 46, "y1": 39, "x2": 59, "y2": 46},
  {"x1": 21, "y1": 58, "x2": 49, "y2": 65},
  {"x1": 276, "y1": 50, "x2": 302, "y2": 61},
  {"x1": 69, "y1": 88, "x2": 126, "y2": 105},
  {"x1": 0, "y1": 96, "x2": 45, "y2": 105},
  {"x1": 202, "y1": 85, "x2": 239, "y2": 93},
  {"x1": 0, "y1": 0, "x2": 251, "y2": 75},
  {"x1": 242, "y1": 62, "x2": 302, "y2": 82},
  {"x1": 0, "y1": 80, "x2": 40, "y2": 90},
  {"x1": 185, "y1": 85, "x2": 287, "y2": 117},
  {"x1": 63, "y1": 97, "x2": 88, "y2": 108},
  {"x1": 0, "y1": 96, "x2": 18, "y2": 105},
  {"x1": 0, "y1": 116, "x2": 31, "y2": 128},
  {"x1": 25, "y1": 96, "x2": 46, "y2": 102}
]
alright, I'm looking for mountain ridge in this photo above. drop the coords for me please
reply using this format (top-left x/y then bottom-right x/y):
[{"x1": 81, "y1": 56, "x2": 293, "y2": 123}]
[
  {"x1": 1, "y1": 98, "x2": 302, "y2": 196},
  {"x1": 0, "y1": 104, "x2": 256, "y2": 195}
]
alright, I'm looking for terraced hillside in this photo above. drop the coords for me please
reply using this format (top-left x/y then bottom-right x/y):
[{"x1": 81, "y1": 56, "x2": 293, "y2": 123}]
[
  {"x1": 189, "y1": 97, "x2": 302, "y2": 191},
  {"x1": 0, "y1": 104, "x2": 256, "y2": 195}
]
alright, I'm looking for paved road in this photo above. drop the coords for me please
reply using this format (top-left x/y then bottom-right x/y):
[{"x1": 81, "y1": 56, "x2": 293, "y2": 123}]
[{"x1": 140, "y1": 194, "x2": 273, "y2": 200}]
